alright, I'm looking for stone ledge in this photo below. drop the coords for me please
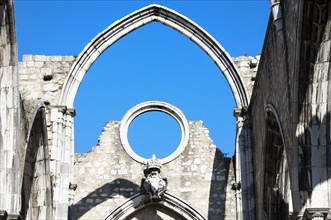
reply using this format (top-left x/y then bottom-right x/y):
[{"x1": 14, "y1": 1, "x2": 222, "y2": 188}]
[{"x1": 302, "y1": 208, "x2": 330, "y2": 220}]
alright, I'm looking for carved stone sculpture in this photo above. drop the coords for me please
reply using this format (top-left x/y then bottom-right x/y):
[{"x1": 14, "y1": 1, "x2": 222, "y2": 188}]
[{"x1": 140, "y1": 155, "x2": 168, "y2": 203}]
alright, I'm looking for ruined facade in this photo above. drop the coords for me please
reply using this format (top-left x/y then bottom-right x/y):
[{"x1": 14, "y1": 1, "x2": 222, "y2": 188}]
[{"x1": 0, "y1": 0, "x2": 330, "y2": 219}]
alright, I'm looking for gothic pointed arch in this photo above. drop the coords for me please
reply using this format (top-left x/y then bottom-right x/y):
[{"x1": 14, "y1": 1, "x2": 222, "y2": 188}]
[
  {"x1": 59, "y1": 4, "x2": 249, "y2": 109},
  {"x1": 263, "y1": 104, "x2": 292, "y2": 219},
  {"x1": 21, "y1": 104, "x2": 52, "y2": 220},
  {"x1": 104, "y1": 192, "x2": 206, "y2": 220}
]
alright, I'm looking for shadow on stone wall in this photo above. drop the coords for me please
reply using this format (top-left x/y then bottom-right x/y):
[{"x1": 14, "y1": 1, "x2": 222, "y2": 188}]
[
  {"x1": 208, "y1": 149, "x2": 232, "y2": 220},
  {"x1": 125, "y1": 203, "x2": 186, "y2": 220},
  {"x1": 263, "y1": 110, "x2": 289, "y2": 219},
  {"x1": 21, "y1": 109, "x2": 50, "y2": 220},
  {"x1": 295, "y1": 0, "x2": 330, "y2": 212},
  {"x1": 70, "y1": 178, "x2": 140, "y2": 219},
  {"x1": 296, "y1": 113, "x2": 331, "y2": 210}
]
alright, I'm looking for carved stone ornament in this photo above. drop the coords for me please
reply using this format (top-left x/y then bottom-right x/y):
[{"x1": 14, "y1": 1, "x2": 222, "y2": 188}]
[{"x1": 140, "y1": 155, "x2": 168, "y2": 203}]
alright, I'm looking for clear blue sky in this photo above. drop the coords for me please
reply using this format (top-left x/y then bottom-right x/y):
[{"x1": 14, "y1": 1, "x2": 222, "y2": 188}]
[{"x1": 15, "y1": 1, "x2": 270, "y2": 158}]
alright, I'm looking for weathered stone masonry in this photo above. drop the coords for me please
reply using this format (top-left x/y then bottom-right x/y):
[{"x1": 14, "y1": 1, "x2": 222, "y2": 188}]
[
  {"x1": 250, "y1": 0, "x2": 331, "y2": 219},
  {"x1": 18, "y1": 55, "x2": 76, "y2": 219},
  {"x1": 71, "y1": 120, "x2": 236, "y2": 219},
  {"x1": 16, "y1": 54, "x2": 240, "y2": 219}
]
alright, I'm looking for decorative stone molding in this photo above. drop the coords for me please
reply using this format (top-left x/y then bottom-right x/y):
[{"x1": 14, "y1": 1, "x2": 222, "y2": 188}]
[
  {"x1": 104, "y1": 192, "x2": 207, "y2": 220},
  {"x1": 67, "y1": 108, "x2": 76, "y2": 117},
  {"x1": 302, "y1": 208, "x2": 330, "y2": 220},
  {"x1": 6, "y1": 214, "x2": 22, "y2": 220},
  {"x1": 50, "y1": 105, "x2": 76, "y2": 117},
  {"x1": 120, "y1": 101, "x2": 189, "y2": 164}
]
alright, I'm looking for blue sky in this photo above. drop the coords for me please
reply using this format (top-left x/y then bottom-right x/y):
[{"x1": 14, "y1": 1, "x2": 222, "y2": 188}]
[{"x1": 15, "y1": 1, "x2": 270, "y2": 158}]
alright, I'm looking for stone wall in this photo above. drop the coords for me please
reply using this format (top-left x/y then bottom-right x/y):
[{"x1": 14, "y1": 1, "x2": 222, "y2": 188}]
[
  {"x1": 295, "y1": 0, "x2": 331, "y2": 212},
  {"x1": 232, "y1": 55, "x2": 260, "y2": 99},
  {"x1": 250, "y1": 14, "x2": 294, "y2": 220},
  {"x1": 126, "y1": 204, "x2": 186, "y2": 220},
  {"x1": 71, "y1": 120, "x2": 236, "y2": 220},
  {"x1": 15, "y1": 54, "x2": 252, "y2": 220},
  {"x1": 18, "y1": 55, "x2": 75, "y2": 106},
  {"x1": 15, "y1": 53, "x2": 244, "y2": 219},
  {"x1": 20, "y1": 108, "x2": 52, "y2": 220},
  {"x1": 18, "y1": 55, "x2": 76, "y2": 219},
  {"x1": 250, "y1": 0, "x2": 331, "y2": 219}
]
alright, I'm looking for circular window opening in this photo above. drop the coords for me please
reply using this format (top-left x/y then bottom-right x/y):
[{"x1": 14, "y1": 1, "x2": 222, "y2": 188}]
[
  {"x1": 128, "y1": 111, "x2": 181, "y2": 159},
  {"x1": 120, "y1": 101, "x2": 189, "y2": 164}
]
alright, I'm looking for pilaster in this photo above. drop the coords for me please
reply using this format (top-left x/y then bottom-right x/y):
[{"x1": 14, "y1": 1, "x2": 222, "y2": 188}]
[
  {"x1": 234, "y1": 108, "x2": 255, "y2": 220},
  {"x1": 49, "y1": 105, "x2": 75, "y2": 219}
]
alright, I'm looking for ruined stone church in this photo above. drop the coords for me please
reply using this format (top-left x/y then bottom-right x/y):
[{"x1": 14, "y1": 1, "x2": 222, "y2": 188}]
[{"x1": 0, "y1": 0, "x2": 330, "y2": 219}]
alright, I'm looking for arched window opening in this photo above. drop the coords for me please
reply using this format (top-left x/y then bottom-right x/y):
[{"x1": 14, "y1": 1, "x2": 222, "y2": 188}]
[
  {"x1": 263, "y1": 110, "x2": 290, "y2": 219},
  {"x1": 21, "y1": 109, "x2": 52, "y2": 220}
]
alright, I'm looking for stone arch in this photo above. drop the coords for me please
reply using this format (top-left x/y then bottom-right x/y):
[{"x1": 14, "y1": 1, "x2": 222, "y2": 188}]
[
  {"x1": 104, "y1": 192, "x2": 206, "y2": 220},
  {"x1": 21, "y1": 105, "x2": 52, "y2": 220},
  {"x1": 59, "y1": 4, "x2": 249, "y2": 109},
  {"x1": 263, "y1": 104, "x2": 292, "y2": 219}
]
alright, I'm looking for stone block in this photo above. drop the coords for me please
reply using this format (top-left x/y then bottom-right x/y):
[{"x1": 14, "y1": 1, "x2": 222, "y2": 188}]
[
  {"x1": 317, "y1": 40, "x2": 331, "y2": 62},
  {"x1": 49, "y1": 56, "x2": 63, "y2": 62},
  {"x1": 33, "y1": 55, "x2": 47, "y2": 62},
  {"x1": 23, "y1": 55, "x2": 33, "y2": 62},
  {"x1": 43, "y1": 83, "x2": 58, "y2": 92},
  {"x1": 313, "y1": 62, "x2": 329, "y2": 82},
  {"x1": 34, "y1": 61, "x2": 44, "y2": 68},
  {"x1": 63, "y1": 56, "x2": 76, "y2": 62},
  {"x1": 25, "y1": 68, "x2": 38, "y2": 77},
  {"x1": 18, "y1": 62, "x2": 26, "y2": 68},
  {"x1": 19, "y1": 74, "x2": 30, "y2": 81}
]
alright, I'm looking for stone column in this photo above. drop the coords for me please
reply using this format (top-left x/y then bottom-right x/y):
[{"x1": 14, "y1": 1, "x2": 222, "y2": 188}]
[
  {"x1": 0, "y1": 0, "x2": 21, "y2": 218},
  {"x1": 234, "y1": 108, "x2": 255, "y2": 220},
  {"x1": 49, "y1": 106, "x2": 75, "y2": 219}
]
